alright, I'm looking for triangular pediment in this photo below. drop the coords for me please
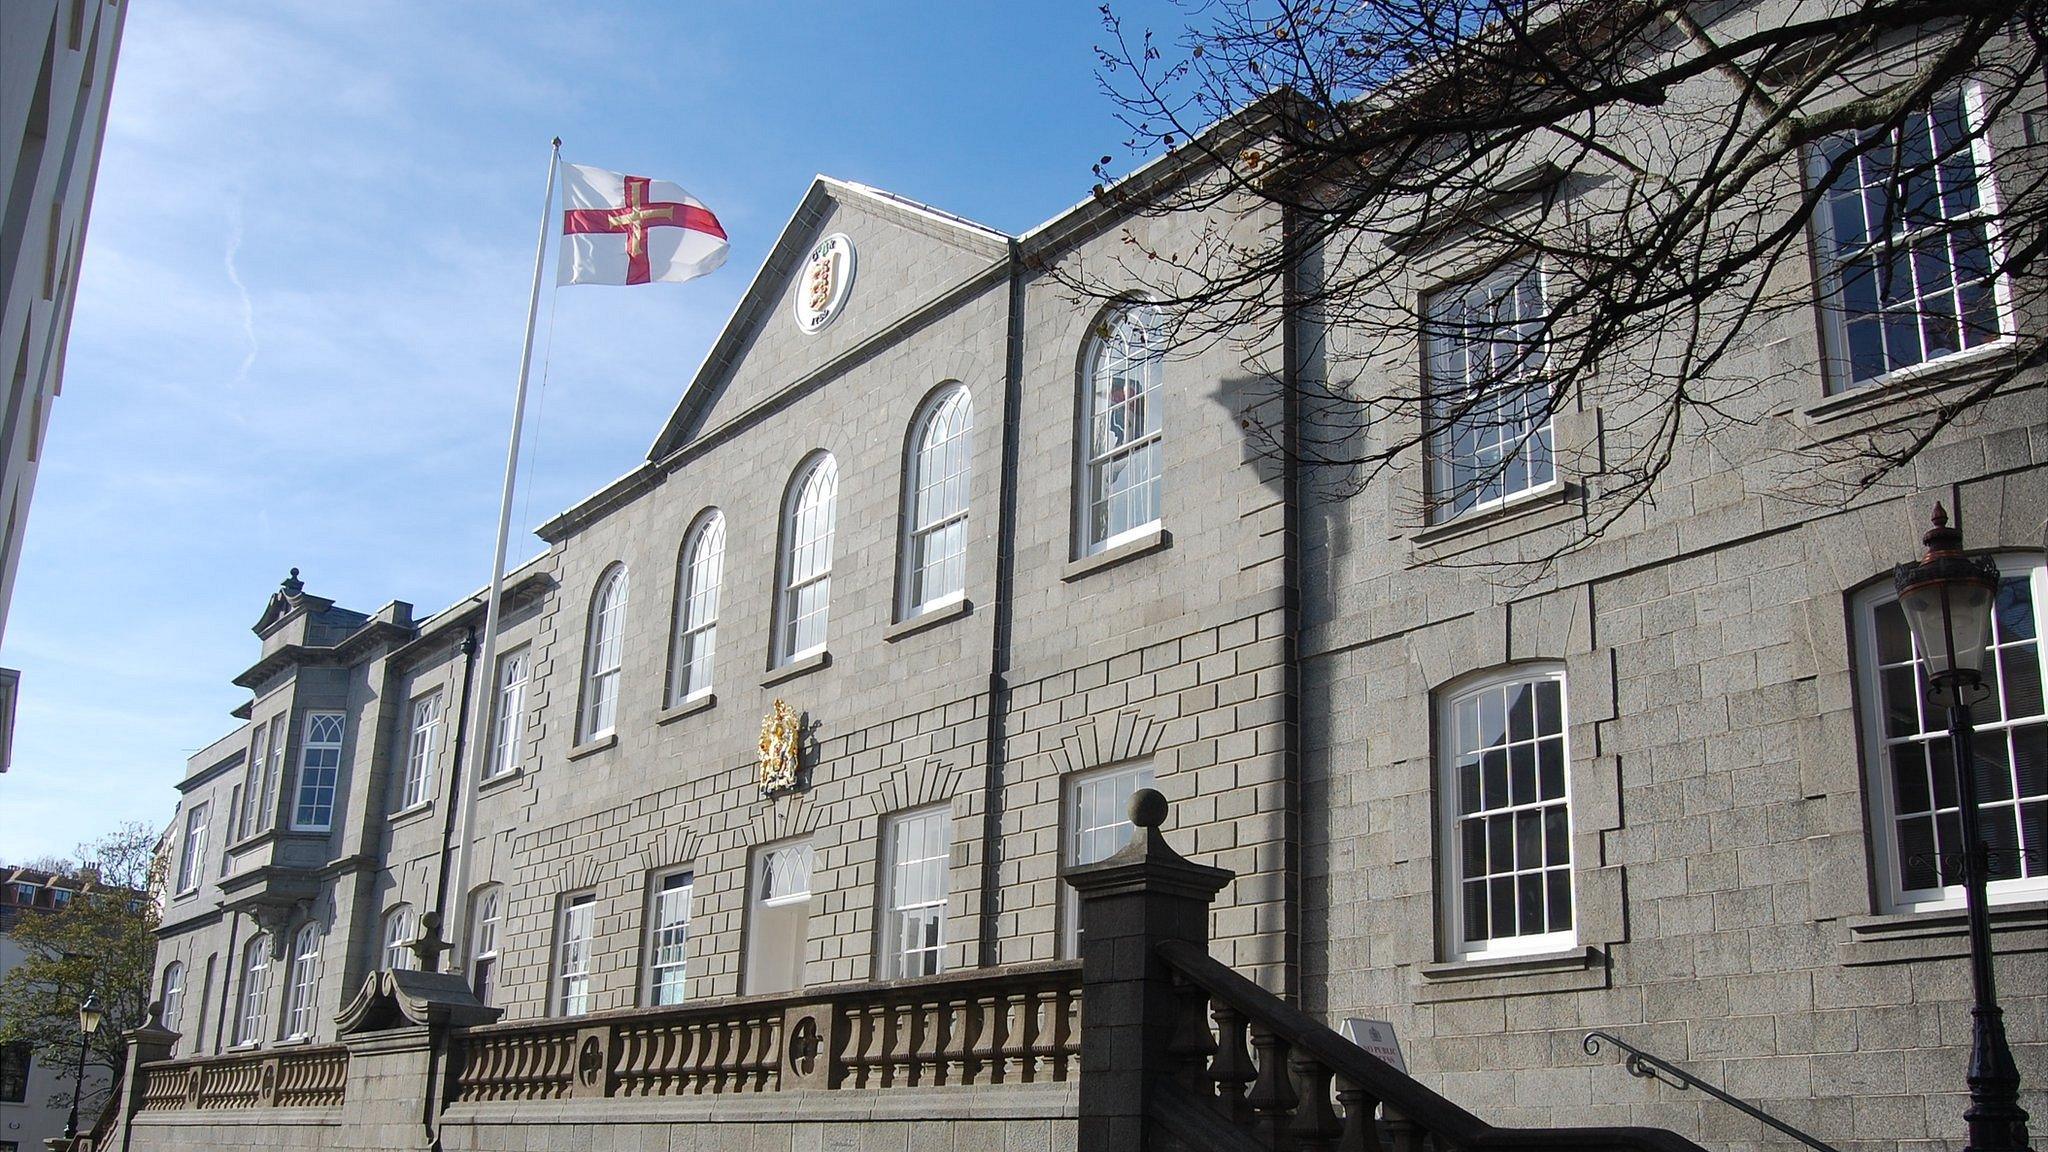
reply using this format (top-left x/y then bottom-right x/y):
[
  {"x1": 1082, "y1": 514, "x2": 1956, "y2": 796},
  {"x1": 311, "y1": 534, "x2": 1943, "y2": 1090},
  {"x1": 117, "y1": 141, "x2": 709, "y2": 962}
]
[{"x1": 647, "y1": 176, "x2": 1010, "y2": 461}]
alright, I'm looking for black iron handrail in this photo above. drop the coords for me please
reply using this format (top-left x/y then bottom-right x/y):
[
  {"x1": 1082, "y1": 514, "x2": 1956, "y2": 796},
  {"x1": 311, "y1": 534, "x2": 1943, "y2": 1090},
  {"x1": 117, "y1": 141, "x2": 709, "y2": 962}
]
[{"x1": 1582, "y1": 1031, "x2": 1842, "y2": 1152}]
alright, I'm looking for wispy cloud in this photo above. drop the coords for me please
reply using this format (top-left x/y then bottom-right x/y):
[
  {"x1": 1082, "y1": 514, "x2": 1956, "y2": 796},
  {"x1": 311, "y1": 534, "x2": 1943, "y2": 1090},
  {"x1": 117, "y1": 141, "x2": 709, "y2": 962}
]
[{"x1": 224, "y1": 195, "x2": 259, "y2": 385}]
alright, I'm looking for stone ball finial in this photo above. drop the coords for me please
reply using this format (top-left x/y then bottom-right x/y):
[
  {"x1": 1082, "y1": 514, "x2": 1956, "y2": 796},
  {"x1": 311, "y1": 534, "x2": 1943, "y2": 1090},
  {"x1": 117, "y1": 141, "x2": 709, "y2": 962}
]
[
  {"x1": 1129, "y1": 788, "x2": 1168, "y2": 830},
  {"x1": 146, "y1": 999, "x2": 163, "y2": 1027}
]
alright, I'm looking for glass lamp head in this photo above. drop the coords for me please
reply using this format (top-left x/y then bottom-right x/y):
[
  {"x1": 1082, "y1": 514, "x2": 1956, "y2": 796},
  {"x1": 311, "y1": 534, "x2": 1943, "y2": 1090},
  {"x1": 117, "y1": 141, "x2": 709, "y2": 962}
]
[{"x1": 1892, "y1": 503, "x2": 2000, "y2": 709}]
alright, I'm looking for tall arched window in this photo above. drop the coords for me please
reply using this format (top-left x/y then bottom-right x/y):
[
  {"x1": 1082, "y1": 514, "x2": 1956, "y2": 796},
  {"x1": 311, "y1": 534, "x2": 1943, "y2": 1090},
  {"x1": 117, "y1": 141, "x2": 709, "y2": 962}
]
[
  {"x1": 902, "y1": 386, "x2": 973, "y2": 615},
  {"x1": 160, "y1": 961, "x2": 186, "y2": 1050},
  {"x1": 382, "y1": 904, "x2": 415, "y2": 971},
  {"x1": 468, "y1": 885, "x2": 504, "y2": 1007},
  {"x1": 776, "y1": 454, "x2": 838, "y2": 664},
  {"x1": 581, "y1": 565, "x2": 629, "y2": 739},
  {"x1": 281, "y1": 923, "x2": 320, "y2": 1040},
  {"x1": 670, "y1": 511, "x2": 725, "y2": 704},
  {"x1": 234, "y1": 934, "x2": 270, "y2": 1047},
  {"x1": 1080, "y1": 306, "x2": 1165, "y2": 554}
]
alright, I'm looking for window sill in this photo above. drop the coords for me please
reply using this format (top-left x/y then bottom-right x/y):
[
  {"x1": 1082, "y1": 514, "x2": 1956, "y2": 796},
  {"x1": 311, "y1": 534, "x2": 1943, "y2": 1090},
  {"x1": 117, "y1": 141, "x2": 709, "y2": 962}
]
[
  {"x1": 1063, "y1": 526, "x2": 1171, "y2": 583},
  {"x1": 1410, "y1": 479, "x2": 1573, "y2": 550},
  {"x1": 387, "y1": 801, "x2": 435, "y2": 829},
  {"x1": 477, "y1": 766, "x2": 525, "y2": 795},
  {"x1": 567, "y1": 733, "x2": 617, "y2": 762},
  {"x1": 1801, "y1": 339, "x2": 2022, "y2": 428},
  {"x1": 1413, "y1": 944, "x2": 1605, "y2": 1002},
  {"x1": 656, "y1": 693, "x2": 717, "y2": 726},
  {"x1": 227, "y1": 829, "x2": 278, "y2": 854},
  {"x1": 1837, "y1": 899, "x2": 2048, "y2": 967},
  {"x1": 273, "y1": 1035, "x2": 312, "y2": 1048},
  {"x1": 885, "y1": 597, "x2": 972, "y2": 642},
  {"x1": 762, "y1": 649, "x2": 831, "y2": 688}
]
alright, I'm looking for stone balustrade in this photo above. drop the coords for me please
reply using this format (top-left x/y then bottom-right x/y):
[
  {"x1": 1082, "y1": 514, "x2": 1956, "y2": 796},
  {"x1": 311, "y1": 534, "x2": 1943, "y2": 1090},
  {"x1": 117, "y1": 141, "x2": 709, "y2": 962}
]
[
  {"x1": 450, "y1": 959, "x2": 1080, "y2": 1102},
  {"x1": 136, "y1": 1046, "x2": 349, "y2": 1112}
]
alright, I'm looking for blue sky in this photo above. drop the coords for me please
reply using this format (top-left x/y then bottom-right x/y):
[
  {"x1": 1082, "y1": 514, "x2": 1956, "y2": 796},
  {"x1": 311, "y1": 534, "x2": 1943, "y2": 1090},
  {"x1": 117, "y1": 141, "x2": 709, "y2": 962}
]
[{"x1": 0, "y1": 0, "x2": 1184, "y2": 861}]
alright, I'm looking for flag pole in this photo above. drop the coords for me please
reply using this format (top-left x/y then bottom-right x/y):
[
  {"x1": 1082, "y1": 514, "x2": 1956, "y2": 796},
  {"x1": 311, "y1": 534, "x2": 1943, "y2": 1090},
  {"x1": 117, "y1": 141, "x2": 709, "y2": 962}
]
[{"x1": 444, "y1": 137, "x2": 561, "y2": 976}]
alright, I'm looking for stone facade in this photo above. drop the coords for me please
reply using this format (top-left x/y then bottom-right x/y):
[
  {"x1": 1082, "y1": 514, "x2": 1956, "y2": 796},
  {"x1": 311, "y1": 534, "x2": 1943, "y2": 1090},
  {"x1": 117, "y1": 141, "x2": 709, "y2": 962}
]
[{"x1": 147, "y1": 31, "x2": 2044, "y2": 1152}]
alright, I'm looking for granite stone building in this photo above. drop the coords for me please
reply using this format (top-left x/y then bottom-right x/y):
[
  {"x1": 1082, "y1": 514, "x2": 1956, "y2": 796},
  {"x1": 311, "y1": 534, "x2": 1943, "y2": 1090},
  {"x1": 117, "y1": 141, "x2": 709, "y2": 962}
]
[{"x1": 136, "y1": 22, "x2": 2043, "y2": 1152}]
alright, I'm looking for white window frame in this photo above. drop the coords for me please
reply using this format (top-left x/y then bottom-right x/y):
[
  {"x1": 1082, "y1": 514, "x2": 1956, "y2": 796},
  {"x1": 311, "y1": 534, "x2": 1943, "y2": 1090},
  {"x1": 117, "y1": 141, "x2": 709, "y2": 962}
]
[
  {"x1": 880, "y1": 807, "x2": 951, "y2": 979},
  {"x1": 1422, "y1": 259, "x2": 1555, "y2": 524},
  {"x1": 1437, "y1": 666, "x2": 1577, "y2": 960},
  {"x1": 901, "y1": 386, "x2": 973, "y2": 616},
  {"x1": 469, "y1": 886, "x2": 503, "y2": 1006},
  {"x1": 487, "y1": 648, "x2": 529, "y2": 780},
  {"x1": 669, "y1": 511, "x2": 725, "y2": 704},
  {"x1": 1079, "y1": 306, "x2": 1166, "y2": 555},
  {"x1": 160, "y1": 961, "x2": 185, "y2": 1046},
  {"x1": 281, "y1": 923, "x2": 319, "y2": 1041},
  {"x1": 1060, "y1": 762, "x2": 1155, "y2": 958},
  {"x1": 1811, "y1": 81, "x2": 2014, "y2": 394},
  {"x1": 291, "y1": 713, "x2": 345, "y2": 832},
  {"x1": 382, "y1": 904, "x2": 415, "y2": 971},
  {"x1": 400, "y1": 692, "x2": 443, "y2": 811},
  {"x1": 556, "y1": 892, "x2": 596, "y2": 1017},
  {"x1": 644, "y1": 870, "x2": 693, "y2": 1006},
  {"x1": 745, "y1": 838, "x2": 815, "y2": 995},
  {"x1": 259, "y1": 714, "x2": 286, "y2": 832},
  {"x1": 175, "y1": 802, "x2": 209, "y2": 895},
  {"x1": 233, "y1": 934, "x2": 270, "y2": 1048},
  {"x1": 775, "y1": 455, "x2": 838, "y2": 665},
  {"x1": 580, "y1": 566, "x2": 629, "y2": 741},
  {"x1": 1854, "y1": 554, "x2": 2047, "y2": 912},
  {"x1": 239, "y1": 724, "x2": 268, "y2": 841}
]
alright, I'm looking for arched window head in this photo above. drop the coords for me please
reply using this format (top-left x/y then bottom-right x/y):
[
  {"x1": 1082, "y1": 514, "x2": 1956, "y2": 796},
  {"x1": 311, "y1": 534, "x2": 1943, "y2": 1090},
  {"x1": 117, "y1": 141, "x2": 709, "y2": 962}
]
[
  {"x1": 776, "y1": 454, "x2": 838, "y2": 664},
  {"x1": 670, "y1": 511, "x2": 726, "y2": 704},
  {"x1": 902, "y1": 386, "x2": 973, "y2": 615},
  {"x1": 1080, "y1": 305, "x2": 1165, "y2": 554},
  {"x1": 581, "y1": 565, "x2": 629, "y2": 739}
]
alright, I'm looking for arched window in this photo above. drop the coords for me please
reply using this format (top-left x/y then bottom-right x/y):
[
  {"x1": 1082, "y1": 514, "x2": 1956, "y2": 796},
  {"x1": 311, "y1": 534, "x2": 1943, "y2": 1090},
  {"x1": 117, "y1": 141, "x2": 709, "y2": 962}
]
[
  {"x1": 670, "y1": 511, "x2": 725, "y2": 704},
  {"x1": 160, "y1": 961, "x2": 186, "y2": 1048},
  {"x1": 468, "y1": 885, "x2": 504, "y2": 1007},
  {"x1": 281, "y1": 923, "x2": 320, "y2": 1040},
  {"x1": 234, "y1": 934, "x2": 270, "y2": 1047},
  {"x1": 1437, "y1": 667, "x2": 1575, "y2": 960},
  {"x1": 902, "y1": 386, "x2": 973, "y2": 614},
  {"x1": 776, "y1": 454, "x2": 838, "y2": 664},
  {"x1": 581, "y1": 565, "x2": 629, "y2": 739},
  {"x1": 1854, "y1": 555, "x2": 2045, "y2": 910},
  {"x1": 382, "y1": 904, "x2": 415, "y2": 972},
  {"x1": 1080, "y1": 306, "x2": 1165, "y2": 554}
]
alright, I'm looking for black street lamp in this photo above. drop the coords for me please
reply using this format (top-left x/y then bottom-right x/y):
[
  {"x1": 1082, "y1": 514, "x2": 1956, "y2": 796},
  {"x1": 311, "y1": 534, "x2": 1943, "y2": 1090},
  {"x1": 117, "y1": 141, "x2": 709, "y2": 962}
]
[
  {"x1": 1893, "y1": 504, "x2": 2033, "y2": 1152},
  {"x1": 61, "y1": 992, "x2": 102, "y2": 1143}
]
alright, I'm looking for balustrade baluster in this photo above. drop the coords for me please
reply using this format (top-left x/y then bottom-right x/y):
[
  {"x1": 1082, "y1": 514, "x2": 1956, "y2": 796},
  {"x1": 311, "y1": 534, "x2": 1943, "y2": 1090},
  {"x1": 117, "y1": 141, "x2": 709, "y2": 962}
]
[
  {"x1": 1167, "y1": 975, "x2": 1220, "y2": 1093},
  {"x1": 1248, "y1": 1023, "x2": 1299, "y2": 1150},
  {"x1": 1381, "y1": 1106, "x2": 1424, "y2": 1152},
  {"x1": 1050, "y1": 986, "x2": 1077, "y2": 1082},
  {"x1": 1333, "y1": 1078, "x2": 1382, "y2": 1152},
  {"x1": 1211, "y1": 1002, "x2": 1257, "y2": 1123},
  {"x1": 1288, "y1": 1052, "x2": 1343, "y2": 1152}
]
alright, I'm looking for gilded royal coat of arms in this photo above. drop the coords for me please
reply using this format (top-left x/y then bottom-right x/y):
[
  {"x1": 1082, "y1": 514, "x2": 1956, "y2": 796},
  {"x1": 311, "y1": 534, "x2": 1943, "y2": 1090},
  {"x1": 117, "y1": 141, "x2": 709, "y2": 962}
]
[{"x1": 758, "y1": 698, "x2": 802, "y2": 796}]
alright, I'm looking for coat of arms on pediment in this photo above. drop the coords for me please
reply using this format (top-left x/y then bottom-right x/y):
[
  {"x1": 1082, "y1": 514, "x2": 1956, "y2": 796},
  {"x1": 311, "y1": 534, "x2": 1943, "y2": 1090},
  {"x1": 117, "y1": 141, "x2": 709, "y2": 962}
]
[
  {"x1": 792, "y1": 233, "x2": 854, "y2": 334},
  {"x1": 758, "y1": 698, "x2": 805, "y2": 797}
]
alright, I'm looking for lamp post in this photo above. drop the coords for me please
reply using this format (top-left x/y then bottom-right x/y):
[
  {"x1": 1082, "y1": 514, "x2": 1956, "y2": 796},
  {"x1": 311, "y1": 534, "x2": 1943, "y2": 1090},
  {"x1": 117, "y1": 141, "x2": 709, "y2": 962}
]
[
  {"x1": 1892, "y1": 503, "x2": 2033, "y2": 1152},
  {"x1": 61, "y1": 992, "x2": 102, "y2": 1143}
]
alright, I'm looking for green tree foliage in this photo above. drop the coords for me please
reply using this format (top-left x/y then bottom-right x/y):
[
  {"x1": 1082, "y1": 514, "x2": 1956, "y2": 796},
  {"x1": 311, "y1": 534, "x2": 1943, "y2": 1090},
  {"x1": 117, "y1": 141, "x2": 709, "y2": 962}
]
[{"x1": 0, "y1": 822, "x2": 163, "y2": 1111}]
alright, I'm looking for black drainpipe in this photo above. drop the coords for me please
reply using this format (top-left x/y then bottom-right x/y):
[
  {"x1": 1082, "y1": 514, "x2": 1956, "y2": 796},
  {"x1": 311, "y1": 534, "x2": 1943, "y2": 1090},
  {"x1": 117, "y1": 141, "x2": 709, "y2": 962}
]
[
  {"x1": 211, "y1": 913, "x2": 239, "y2": 1055},
  {"x1": 432, "y1": 625, "x2": 481, "y2": 926},
  {"x1": 977, "y1": 241, "x2": 1028, "y2": 964}
]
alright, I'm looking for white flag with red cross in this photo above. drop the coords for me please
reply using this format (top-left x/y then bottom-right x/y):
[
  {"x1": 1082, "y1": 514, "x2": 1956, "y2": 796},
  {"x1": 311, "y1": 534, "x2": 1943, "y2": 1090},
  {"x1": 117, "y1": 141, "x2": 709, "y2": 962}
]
[{"x1": 558, "y1": 164, "x2": 728, "y2": 286}]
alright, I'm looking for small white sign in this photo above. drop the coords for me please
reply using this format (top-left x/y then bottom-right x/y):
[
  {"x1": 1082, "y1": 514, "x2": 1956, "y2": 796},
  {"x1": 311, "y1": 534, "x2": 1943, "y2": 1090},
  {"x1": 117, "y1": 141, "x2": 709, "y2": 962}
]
[{"x1": 1340, "y1": 1018, "x2": 1406, "y2": 1072}]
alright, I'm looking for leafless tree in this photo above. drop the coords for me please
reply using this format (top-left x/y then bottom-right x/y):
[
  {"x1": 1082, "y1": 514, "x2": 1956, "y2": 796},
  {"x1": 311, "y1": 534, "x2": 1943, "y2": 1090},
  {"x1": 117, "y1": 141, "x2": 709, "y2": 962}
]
[{"x1": 1076, "y1": 0, "x2": 2045, "y2": 552}]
